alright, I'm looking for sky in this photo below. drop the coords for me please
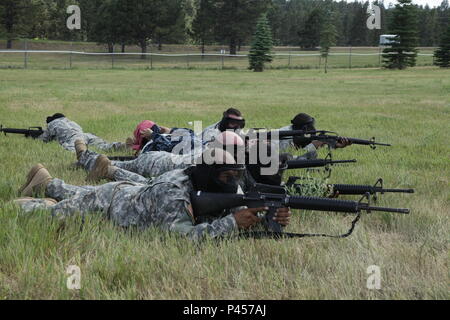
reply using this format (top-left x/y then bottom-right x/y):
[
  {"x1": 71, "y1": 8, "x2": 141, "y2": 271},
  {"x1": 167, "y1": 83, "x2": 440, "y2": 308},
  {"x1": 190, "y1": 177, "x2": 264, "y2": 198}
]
[{"x1": 345, "y1": 0, "x2": 445, "y2": 7}]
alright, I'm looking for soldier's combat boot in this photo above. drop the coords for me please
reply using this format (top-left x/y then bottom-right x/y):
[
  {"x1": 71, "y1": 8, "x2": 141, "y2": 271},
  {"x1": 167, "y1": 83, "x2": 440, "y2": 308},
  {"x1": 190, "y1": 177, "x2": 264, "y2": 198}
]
[
  {"x1": 14, "y1": 197, "x2": 57, "y2": 207},
  {"x1": 19, "y1": 164, "x2": 53, "y2": 197},
  {"x1": 87, "y1": 155, "x2": 114, "y2": 182},
  {"x1": 75, "y1": 139, "x2": 88, "y2": 161},
  {"x1": 126, "y1": 137, "x2": 135, "y2": 150}
]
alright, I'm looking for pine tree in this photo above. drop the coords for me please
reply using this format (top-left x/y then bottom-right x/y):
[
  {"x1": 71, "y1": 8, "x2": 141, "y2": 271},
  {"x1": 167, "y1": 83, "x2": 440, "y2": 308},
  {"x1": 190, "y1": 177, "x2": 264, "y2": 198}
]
[
  {"x1": 434, "y1": 23, "x2": 450, "y2": 68},
  {"x1": 320, "y1": 16, "x2": 337, "y2": 74},
  {"x1": 298, "y1": 7, "x2": 324, "y2": 50},
  {"x1": 248, "y1": 14, "x2": 273, "y2": 72},
  {"x1": 382, "y1": 0, "x2": 419, "y2": 69}
]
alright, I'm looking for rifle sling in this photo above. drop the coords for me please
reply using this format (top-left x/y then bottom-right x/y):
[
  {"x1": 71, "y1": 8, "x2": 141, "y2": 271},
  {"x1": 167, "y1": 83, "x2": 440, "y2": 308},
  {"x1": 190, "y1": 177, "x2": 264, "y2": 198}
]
[{"x1": 236, "y1": 212, "x2": 362, "y2": 240}]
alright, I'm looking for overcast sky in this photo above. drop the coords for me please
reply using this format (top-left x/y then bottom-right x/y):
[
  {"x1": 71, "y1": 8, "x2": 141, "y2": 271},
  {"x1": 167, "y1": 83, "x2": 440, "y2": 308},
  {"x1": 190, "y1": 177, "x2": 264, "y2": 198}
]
[{"x1": 345, "y1": 0, "x2": 445, "y2": 7}]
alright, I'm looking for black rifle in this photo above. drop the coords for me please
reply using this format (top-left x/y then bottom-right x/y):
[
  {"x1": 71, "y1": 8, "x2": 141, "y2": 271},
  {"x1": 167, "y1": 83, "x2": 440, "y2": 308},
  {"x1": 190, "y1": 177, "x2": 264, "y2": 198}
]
[
  {"x1": 190, "y1": 189, "x2": 410, "y2": 239},
  {"x1": 287, "y1": 158, "x2": 357, "y2": 169},
  {"x1": 246, "y1": 129, "x2": 334, "y2": 141},
  {"x1": 285, "y1": 153, "x2": 356, "y2": 179},
  {"x1": 286, "y1": 177, "x2": 415, "y2": 201},
  {"x1": 0, "y1": 125, "x2": 44, "y2": 139},
  {"x1": 294, "y1": 134, "x2": 391, "y2": 149}
]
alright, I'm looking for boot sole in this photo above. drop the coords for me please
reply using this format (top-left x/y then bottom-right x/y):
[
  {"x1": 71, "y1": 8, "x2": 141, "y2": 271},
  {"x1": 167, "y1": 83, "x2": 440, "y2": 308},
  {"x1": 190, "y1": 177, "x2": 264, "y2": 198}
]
[
  {"x1": 87, "y1": 155, "x2": 110, "y2": 182},
  {"x1": 18, "y1": 164, "x2": 44, "y2": 194},
  {"x1": 20, "y1": 167, "x2": 52, "y2": 197}
]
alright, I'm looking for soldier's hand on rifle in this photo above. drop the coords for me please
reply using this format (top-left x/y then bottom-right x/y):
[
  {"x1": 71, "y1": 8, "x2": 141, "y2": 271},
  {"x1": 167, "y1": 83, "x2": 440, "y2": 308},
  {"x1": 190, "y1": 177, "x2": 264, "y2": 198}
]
[
  {"x1": 234, "y1": 207, "x2": 264, "y2": 230},
  {"x1": 335, "y1": 137, "x2": 352, "y2": 148},
  {"x1": 273, "y1": 207, "x2": 292, "y2": 226}
]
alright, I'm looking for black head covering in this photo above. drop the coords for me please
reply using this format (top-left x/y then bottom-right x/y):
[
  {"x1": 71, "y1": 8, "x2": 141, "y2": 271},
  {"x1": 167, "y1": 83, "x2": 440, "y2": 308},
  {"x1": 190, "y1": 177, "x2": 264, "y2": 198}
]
[
  {"x1": 291, "y1": 113, "x2": 316, "y2": 131},
  {"x1": 46, "y1": 113, "x2": 66, "y2": 124},
  {"x1": 189, "y1": 149, "x2": 246, "y2": 194}
]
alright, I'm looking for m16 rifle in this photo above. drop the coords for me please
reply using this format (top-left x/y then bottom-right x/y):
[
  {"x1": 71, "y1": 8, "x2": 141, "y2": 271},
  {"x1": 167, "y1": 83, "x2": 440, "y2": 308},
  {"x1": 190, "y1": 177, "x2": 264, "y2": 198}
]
[
  {"x1": 285, "y1": 153, "x2": 357, "y2": 178},
  {"x1": 190, "y1": 186, "x2": 410, "y2": 239},
  {"x1": 293, "y1": 133, "x2": 391, "y2": 150},
  {"x1": 286, "y1": 177, "x2": 415, "y2": 201},
  {"x1": 0, "y1": 125, "x2": 44, "y2": 139}
]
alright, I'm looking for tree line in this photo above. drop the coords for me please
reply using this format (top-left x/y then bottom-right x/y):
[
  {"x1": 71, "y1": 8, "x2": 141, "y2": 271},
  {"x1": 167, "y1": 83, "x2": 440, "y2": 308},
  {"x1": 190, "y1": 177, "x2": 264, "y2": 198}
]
[{"x1": 0, "y1": 0, "x2": 449, "y2": 54}]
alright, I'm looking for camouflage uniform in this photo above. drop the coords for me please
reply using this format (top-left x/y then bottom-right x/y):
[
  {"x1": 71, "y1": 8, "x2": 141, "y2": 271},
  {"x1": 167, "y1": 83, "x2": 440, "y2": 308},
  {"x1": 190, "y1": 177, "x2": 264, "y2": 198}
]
[
  {"x1": 200, "y1": 122, "x2": 221, "y2": 142},
  {"x1": 38, "y1": 117, "x2": 125, "y2": 152},
  {"x1": 17, "y1": 169, "x2": 239, "y2": 241},
  {"x1": 142, "y1": 128, "x2": 203, "y2": 155},
  {"x1": 78, "y1": 149, "x2": 197, "y2": 183},
  {"x1": 278, "y1": 125, "x2": 318, "y2": 160},
  {"x1": 78, "y1": 149, "x2": 262, "y2": 194}
]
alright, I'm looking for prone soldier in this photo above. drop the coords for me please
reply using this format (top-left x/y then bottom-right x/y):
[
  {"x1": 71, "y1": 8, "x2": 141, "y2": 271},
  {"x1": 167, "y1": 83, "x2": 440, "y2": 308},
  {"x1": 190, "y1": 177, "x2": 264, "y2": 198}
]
[{"x1": 14, "y1": 148, "x2": 292, "y2": 241}]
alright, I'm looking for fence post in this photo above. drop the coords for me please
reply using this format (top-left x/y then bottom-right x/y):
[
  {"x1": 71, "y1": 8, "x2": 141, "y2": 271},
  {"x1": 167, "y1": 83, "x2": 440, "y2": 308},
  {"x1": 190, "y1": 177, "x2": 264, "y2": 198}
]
[
  {"x1": 349, "y1": 46, "x2": 352, "y2": 69},
  {"x1": 318, "y1": 55, "x2": 321, "y2": 69},
  {"x1": 69, "y1": 41, "x2": 73, "y2": 69},
  {"x1": 23, "y1": 39, "x2": 28, "y2": 69},
  {"x1": 379, "y1": 47, "x2": 382, "y2": 68},
  {"x1": 222, "y1": 54, "x2": 224, "y2": 70},
  {"x1": 186, "y1": 54, "x2": 190, "y2": 68},
  {"x1": 288, "y1": 51, "x2": 291, "y2": 68},
  {"x1": 111, "y1": 46, "x2": 115, "y2": 69}
]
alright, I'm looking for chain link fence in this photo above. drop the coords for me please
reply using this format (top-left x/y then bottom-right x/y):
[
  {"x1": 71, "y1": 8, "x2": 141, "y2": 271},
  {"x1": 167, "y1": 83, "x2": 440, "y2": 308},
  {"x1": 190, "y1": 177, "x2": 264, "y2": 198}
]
[{"x1": 0, "y1": 40, "x2": 436, "y2": 70}]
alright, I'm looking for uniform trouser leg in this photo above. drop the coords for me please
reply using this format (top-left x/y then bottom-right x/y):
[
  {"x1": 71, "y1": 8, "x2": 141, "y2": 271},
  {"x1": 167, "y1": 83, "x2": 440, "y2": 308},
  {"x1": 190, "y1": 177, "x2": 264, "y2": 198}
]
[
  {"x1": 112, "y1": 158, "x2": 140, "y2": 174},
  {"x1": 18, "y1": 178, "x2": 96, "y2": 213},
  {"x1": 84, "y1": 133, "x2": 125, "y2": 152},
  {"x1": 47, "y1": 180, "x2": 125, "y2": 218},
  {"x1": 61, "y1": 134, "x2": 86, "y2": 152},
  {"x1": 112, "y1": 168, "x2": 149, "y2": 184},
  {"x1": 78, "y1": 149, "x2": 101, "y2": 172},
  {"x1": 46, "y1": 178, "x2": 95, "y2": 201},
  {"x1": 113, "y1": 153, "x2": 166, "y2": 177},
  {"x1": 77, "y1": 149, "x2": 149, "y2": 184}
]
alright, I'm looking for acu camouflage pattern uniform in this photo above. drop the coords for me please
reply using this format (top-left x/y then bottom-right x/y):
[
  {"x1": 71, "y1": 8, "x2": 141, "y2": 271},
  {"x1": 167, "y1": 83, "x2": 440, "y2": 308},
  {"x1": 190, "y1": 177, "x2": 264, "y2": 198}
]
[
  {"x1": 38, "y1": 117, "x2": 125, "y2": 152},
  {"x1": 78, "y1": 149, "x2": 202, "y2": 184},
  {"x1": 200, "y1": 122, "x2": 221, "y2": 143},
  {"x1": 78, "y1": 149, "x2": 257, "y2": 192},
  {"x1": 18, "y1": 169, "x2": 241, "y2": 241}
]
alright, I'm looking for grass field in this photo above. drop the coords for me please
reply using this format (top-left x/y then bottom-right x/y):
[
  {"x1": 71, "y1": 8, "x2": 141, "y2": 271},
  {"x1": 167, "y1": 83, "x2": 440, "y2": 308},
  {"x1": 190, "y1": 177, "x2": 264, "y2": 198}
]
[{"x1": 0, "y1": 67, "x2": 448, "y2": 300}]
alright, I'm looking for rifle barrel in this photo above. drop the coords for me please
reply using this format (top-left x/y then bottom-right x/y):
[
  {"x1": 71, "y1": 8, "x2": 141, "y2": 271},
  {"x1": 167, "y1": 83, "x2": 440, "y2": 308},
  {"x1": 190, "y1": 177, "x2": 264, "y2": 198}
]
[
  {"x1": 365, "y1": 206, "x2": 410, "y2": 214},
  {"x1": 347, "y1": 138, "x2": 391, "y2": 147},
  {"x1": 329, "y1": 159, "x2": 357, "y2": 164},
  {"x1": 287, "y1": 159, "x2": 356, "y2": 169},
  {"x1": 333, "y1": 184, "x2": 415, "y2": 195},
  {"x1": 1, "y1": 128, "x2": 30, "y2": 134},
  {"x1": 380, "y1": 188, "x2": 415, "y2": 193}
]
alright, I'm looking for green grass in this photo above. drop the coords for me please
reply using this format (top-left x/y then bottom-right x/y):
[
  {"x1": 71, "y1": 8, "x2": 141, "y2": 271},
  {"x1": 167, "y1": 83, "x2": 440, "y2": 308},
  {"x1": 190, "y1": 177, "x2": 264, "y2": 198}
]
[{"x1": 0, "y1": 67, "x2": 449, "y2": 299}]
